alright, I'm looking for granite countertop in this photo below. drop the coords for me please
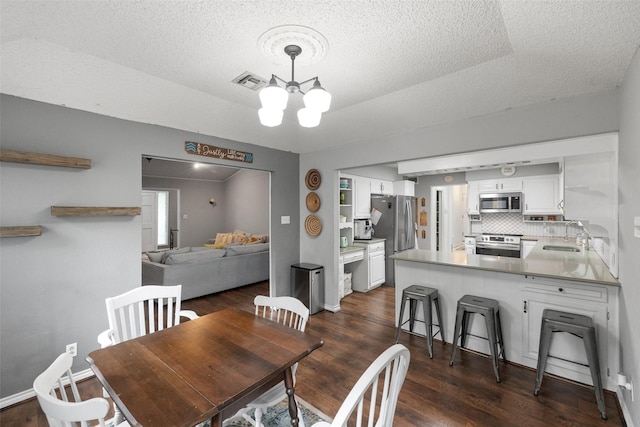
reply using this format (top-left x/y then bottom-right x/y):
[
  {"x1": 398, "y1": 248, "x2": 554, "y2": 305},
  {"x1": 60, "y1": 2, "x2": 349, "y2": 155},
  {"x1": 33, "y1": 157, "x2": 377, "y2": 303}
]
[{"x1": 391, "y1": 237, "x2": 619, "y2": 286}]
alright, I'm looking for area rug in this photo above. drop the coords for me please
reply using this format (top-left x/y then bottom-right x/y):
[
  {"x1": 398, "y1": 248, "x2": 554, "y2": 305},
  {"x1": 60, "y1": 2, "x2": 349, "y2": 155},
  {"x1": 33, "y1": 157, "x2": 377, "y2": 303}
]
[{"x1": 199, "y1": 397, "x2": 332, "y2": 427}]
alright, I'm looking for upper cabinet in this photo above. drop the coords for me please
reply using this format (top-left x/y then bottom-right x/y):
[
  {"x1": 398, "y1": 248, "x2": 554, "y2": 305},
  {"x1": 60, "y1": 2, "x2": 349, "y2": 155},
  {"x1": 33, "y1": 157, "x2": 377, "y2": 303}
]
[
  {"x1": 467, "y1": 181, "x2": 480, "y2": 214},
  {"x1": 393, "y1": 180, "x2": 415, "y2": 197},
  {"x1": 523, "y1": 176, "x2": 563, "y2": 215},
  {"x1": 370, "y1": 178, "x2": 393, "y2": 195},
  {"x1": 354, "y1": 176, "x2": 372, "y2": 218},
  {"x1": 477, "y1": 178, "x2": 523, "y2": 193}
]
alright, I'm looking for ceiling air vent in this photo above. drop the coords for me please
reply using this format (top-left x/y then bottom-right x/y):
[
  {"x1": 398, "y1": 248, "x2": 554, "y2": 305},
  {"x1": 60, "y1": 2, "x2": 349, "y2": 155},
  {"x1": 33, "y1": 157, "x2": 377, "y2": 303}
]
[{"x1": 232, "y1": 72, "x2": 267, "y2": 91}]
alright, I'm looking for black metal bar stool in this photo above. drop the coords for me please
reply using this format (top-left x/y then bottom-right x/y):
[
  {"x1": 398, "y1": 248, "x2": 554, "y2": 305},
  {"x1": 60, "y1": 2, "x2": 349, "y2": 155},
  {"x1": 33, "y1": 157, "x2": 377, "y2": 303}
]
[
  {"x1": 534, "y1": 309, "x2": 606, "y2": 419},
  {"x1": 449, "y1": 294, "x2": 506, "y2": 382},
  {"x1": 395, "y1": 284, "x2": 443, "y2": 358}
]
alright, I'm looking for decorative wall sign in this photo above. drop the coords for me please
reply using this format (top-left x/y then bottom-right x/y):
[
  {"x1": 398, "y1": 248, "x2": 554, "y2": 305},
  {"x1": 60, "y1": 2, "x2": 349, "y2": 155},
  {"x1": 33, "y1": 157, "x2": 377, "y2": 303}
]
[{"x1": 185, "y1": 141, "x2": 253, "y2": 163}]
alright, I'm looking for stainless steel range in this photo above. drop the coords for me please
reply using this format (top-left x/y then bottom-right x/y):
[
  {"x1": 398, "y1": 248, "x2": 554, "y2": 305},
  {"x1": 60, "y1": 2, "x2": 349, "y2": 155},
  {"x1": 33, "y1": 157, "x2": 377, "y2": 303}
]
[{"x1": 475, "y1": 234, "x2": 522, "y2": 258}]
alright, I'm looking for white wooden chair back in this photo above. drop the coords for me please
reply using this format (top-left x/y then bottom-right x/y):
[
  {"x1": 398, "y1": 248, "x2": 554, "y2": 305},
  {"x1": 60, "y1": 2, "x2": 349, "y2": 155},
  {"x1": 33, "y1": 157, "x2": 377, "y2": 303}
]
[
  {"x1": 325, "y1": 344, "x2": 410, "y2": 427},
  {"x1": 33, "y1": 352, "x2": 120, "y2": 427},
  {"x1": 254, "y1": 295, "x2": 309, "y2": 332},
  {"x1": 104, "y1": 285, "x2": 195, "y2": 345}
]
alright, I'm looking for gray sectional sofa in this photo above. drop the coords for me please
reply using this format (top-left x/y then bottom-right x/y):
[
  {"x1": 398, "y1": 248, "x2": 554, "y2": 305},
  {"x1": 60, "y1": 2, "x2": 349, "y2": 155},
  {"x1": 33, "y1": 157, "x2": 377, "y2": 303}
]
[{"x1": 142, "y1": 243, "x2": 269, "y2": 300}]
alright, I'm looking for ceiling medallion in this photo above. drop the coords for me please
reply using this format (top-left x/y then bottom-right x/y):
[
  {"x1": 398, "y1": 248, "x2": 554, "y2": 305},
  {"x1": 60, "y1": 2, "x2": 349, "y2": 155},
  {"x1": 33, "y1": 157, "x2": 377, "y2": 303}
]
[{"x1": 258, "y1": 25, "x2": 329, "y2": 66}]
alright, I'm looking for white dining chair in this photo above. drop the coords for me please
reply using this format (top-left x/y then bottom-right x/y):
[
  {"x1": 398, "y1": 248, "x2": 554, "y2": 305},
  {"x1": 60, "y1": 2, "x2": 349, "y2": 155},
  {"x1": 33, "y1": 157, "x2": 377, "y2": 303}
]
[
  {"x1": 97, "y1": 284, "x2": 198, "y2": 347},
  {"x1": 97, "y1": 284, "x2": 199, "y2": 423},
  {"x1": 34, "y1": 352, "x2": 130, "y2": 427},
  {"x1": 310, "y1": 344, "x2": 410, "y2": 427},
  {"x1": 224, "y1": 295, "x2": 310, "y2": 427}
]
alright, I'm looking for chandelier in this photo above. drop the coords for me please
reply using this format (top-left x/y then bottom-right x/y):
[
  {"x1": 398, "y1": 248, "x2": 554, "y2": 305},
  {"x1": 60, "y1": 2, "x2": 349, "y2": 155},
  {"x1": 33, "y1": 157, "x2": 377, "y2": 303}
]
[{"x1": 258, "y1": 44, "x2": 331, "y2": 128}]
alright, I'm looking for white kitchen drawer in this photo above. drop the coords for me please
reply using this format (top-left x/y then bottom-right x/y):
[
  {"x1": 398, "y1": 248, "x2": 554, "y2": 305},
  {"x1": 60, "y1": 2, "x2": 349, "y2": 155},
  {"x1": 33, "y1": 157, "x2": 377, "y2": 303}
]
[
  {"x1": 342, "y1": 250, "x2": 364, "y2": 264},
  {"x1": 522, "y1": 276, "x2": 608, "y2": 303},
  {"x1": 368, "y1": 241, "x2": 385, "y2": 253}
]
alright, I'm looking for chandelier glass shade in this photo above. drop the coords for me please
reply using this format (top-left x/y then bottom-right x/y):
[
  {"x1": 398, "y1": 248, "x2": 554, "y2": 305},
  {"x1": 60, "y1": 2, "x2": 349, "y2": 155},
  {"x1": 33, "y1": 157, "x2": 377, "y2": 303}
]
[{"x1": 258, "y1": 45, "x2": 331, "y2": 128}]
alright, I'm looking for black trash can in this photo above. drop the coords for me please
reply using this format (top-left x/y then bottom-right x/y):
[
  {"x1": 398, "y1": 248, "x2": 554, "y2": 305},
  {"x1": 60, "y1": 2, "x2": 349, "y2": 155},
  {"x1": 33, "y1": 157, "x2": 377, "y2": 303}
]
[{"x1": 291, "y1": 263, "x2": 324, "y2": 314}]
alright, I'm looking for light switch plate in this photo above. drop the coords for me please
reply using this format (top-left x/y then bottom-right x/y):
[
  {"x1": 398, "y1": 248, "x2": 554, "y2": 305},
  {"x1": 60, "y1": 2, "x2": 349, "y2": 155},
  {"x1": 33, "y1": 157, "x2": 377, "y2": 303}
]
[
  {"x1": 634, "y1": 216, "x2": 640, "y2": 238},
  {"x1": 281, "y1": 216, "x2": 290, "y2": 225}
]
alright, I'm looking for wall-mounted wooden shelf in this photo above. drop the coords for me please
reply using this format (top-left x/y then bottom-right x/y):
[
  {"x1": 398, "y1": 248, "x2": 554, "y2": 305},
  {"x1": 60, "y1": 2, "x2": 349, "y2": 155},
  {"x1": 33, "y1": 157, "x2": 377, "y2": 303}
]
[
  {"x1": 51, "y1": 206, "x2": 141, "y2": 217},
  {"x1": 0, "y1": 150, "x2": 91, "y2": 169},
  {"x1": 0, "y1": 226, "x2": 43, "y2": 238}
]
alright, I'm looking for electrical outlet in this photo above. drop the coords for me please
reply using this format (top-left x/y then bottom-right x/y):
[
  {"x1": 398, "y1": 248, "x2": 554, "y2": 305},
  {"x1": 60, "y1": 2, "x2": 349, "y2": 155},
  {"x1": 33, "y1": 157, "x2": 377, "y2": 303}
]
[{"x1": 66, "y1": 342, "x2": 77, "y2": 357}]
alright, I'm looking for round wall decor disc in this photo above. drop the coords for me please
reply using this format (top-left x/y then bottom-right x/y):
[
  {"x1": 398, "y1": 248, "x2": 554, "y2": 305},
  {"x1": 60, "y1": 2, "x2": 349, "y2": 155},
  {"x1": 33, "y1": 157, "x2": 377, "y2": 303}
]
[
  {"x1": 305, "y1": 169, "x2": 321, "y2": 190},
  {"x1": 306, "y1": 192, "x2": 321, "y2": 212},
  {"x1": 305, "y1": 215, "x2": 322, "y2": 236}
]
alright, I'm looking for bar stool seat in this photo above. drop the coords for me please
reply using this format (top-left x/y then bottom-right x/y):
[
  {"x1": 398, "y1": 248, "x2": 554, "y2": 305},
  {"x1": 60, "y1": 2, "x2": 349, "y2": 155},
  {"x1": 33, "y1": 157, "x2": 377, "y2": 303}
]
[
  {"x1": 534, "y1": 309, "x2": 606, "y2": 419},
  {"x1": 395, "y1": 284, "x2": 443, "y2": 358},
  {"x1": 449, "y1": 294, "x2": 506, "y2": 382}
]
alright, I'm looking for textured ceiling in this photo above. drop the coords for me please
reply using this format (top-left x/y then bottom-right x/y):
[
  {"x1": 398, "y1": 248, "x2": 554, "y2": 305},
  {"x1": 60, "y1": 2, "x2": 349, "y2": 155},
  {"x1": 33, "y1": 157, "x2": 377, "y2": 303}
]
[{"x1": 1, "y1": 1, "x2": 639, "y2": 154}]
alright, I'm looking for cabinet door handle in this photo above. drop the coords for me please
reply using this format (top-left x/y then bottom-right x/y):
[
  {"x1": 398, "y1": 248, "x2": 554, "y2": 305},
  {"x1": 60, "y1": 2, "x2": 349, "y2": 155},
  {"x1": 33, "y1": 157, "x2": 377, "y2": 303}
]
[{"x1": 523, "y1": 301, "x2": 527, "y2": 313}]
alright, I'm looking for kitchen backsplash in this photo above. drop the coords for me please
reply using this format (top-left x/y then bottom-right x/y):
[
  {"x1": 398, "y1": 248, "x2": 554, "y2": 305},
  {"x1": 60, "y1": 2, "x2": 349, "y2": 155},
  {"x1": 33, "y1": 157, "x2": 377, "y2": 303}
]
[{"x1": 470, "y1": 213, "x2": 583, "y2": 237}]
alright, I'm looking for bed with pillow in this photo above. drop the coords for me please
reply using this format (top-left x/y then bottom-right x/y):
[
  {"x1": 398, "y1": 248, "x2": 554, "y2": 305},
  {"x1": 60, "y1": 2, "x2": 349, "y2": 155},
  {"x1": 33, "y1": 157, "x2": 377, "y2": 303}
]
[{"x1": 142, "y1": 232, "x2": 269, "y2": 300}]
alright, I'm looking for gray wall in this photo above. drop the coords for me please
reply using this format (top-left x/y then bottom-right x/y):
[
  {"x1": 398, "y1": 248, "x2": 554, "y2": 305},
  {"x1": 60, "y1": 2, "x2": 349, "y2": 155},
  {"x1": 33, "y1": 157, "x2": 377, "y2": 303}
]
[
  {"x1": 618, "y1": 48, "x2": 640, "y2": 425},
  {"x1": 143, "y1": 177, "x2": 225, "y2": 247},
  {"x1": 223, "y1": 169, "x2": 269, "y2": 235},
  {"x1": 0, "y1": 95, "x2": 299, "y2": 398}
]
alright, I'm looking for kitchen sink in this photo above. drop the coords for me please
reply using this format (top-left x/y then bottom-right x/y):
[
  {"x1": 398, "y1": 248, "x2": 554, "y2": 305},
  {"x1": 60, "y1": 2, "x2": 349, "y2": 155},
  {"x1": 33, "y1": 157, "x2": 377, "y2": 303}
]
[{"x1": 542, "y1": 245, "x2": 581, "y2": 253}]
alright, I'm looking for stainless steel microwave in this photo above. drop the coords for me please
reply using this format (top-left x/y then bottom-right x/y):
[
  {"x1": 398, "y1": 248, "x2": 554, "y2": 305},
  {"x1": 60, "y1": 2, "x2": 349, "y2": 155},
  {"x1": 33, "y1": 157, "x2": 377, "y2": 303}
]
[{"x1": 479, "y1": 192, "x2": 523, "y2": 213}]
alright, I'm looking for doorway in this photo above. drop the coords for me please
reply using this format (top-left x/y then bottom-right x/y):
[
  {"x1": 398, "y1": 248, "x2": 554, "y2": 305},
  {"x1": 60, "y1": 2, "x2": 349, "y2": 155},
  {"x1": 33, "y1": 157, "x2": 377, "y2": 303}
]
[
  {"x1": 429, "y1": 184, "x2": 468, "y2": 252},
  {"x1": 142, "y1": 189, "x2": 180, "y2": 252}
]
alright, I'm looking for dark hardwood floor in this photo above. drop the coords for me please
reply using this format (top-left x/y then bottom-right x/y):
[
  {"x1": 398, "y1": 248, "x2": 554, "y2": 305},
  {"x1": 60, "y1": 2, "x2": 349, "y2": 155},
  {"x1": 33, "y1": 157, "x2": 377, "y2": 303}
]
[{"x1": 1, "y1": 281, "x2": 624, "y2": 426}]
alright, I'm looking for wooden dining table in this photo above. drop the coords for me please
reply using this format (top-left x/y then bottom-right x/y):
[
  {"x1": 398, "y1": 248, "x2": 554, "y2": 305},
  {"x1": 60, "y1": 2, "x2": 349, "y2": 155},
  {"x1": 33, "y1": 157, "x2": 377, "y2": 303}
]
[{"x1": 87, "y1": 307, "x2": 324, "y2": 427}]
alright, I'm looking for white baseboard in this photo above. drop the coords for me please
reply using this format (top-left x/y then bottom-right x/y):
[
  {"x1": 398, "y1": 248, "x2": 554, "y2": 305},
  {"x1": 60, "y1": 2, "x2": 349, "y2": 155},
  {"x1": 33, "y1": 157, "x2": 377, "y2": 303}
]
[
  {"x1": 323, "y1": 303, "x2": 341, "y2": 312},
  {"x1": 617, "y1": 388, "x2": 636, "y2": 427},
  {"x1": 0, "y1": 368, "x2": 94, "y2": 410}
]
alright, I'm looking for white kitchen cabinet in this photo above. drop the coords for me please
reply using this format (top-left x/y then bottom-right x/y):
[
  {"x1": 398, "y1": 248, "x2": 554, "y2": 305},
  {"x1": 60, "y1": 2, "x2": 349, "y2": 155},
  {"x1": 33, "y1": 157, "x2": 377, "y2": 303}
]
[
  {"x1": 477, "y1": 178, "x2": 522, "y2": 193},
  {"x1": 521, "y1": 276, "x2": 613, "y2": 388},
  {"x1": 523, "y1": 176, "x2": 563, "y2": 215},
  {"x1": 467, "y1": 181, "x2": 480, "y2": 214},
  {"x1": 393, "y1": 180, "x2": 415, "y2": 197},
  {"x1": 370, "y1": 178, "x2": 393, "y2": 195},
  {"x1": 354, "y1": 176, "x2": 372, "y2": 218},
  {"x1": 521, "y1": 239, "x2": 537, "y2": 258},
  {"x1": 352, "y1": 240, "x2": 385, "y2": 292}
]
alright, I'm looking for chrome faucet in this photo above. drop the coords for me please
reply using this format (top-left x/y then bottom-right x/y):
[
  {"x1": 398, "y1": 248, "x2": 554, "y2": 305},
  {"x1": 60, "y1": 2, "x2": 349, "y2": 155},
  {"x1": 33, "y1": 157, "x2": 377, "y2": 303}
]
[{"x1": 564, "y1": 220, "x2": 580, "y2": 242}]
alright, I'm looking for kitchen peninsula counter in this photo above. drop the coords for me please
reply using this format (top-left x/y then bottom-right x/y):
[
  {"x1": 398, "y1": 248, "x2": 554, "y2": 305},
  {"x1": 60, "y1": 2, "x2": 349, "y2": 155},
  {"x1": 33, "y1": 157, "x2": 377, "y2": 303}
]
[
  {"x1": 391, "y1": 238, "x2": 618, "y2": 286},
  {"x1": 391, "y1": 238, "x2": 619, "y2": 390}
]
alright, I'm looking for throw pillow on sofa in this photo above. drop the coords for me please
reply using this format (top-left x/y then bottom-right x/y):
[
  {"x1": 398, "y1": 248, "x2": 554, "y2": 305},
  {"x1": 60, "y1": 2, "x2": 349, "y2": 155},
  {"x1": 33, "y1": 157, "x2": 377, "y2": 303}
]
[
  {"x1": 214, "y1": 232, "x2": 234, "y2": 246},
  {"x1": 247, "y1": 234, "x2": 268, "y2": 244},
  {"x1": 146, "y1": 251, "x2": 164, "y2": 263}
]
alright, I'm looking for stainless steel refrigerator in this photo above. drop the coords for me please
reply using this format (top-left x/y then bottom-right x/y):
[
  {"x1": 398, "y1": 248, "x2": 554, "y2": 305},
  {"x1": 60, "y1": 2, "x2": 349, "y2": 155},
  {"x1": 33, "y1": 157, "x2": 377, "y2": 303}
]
[{"x1": 370, "y1": 194, "x2": 416, "y2": 286}]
